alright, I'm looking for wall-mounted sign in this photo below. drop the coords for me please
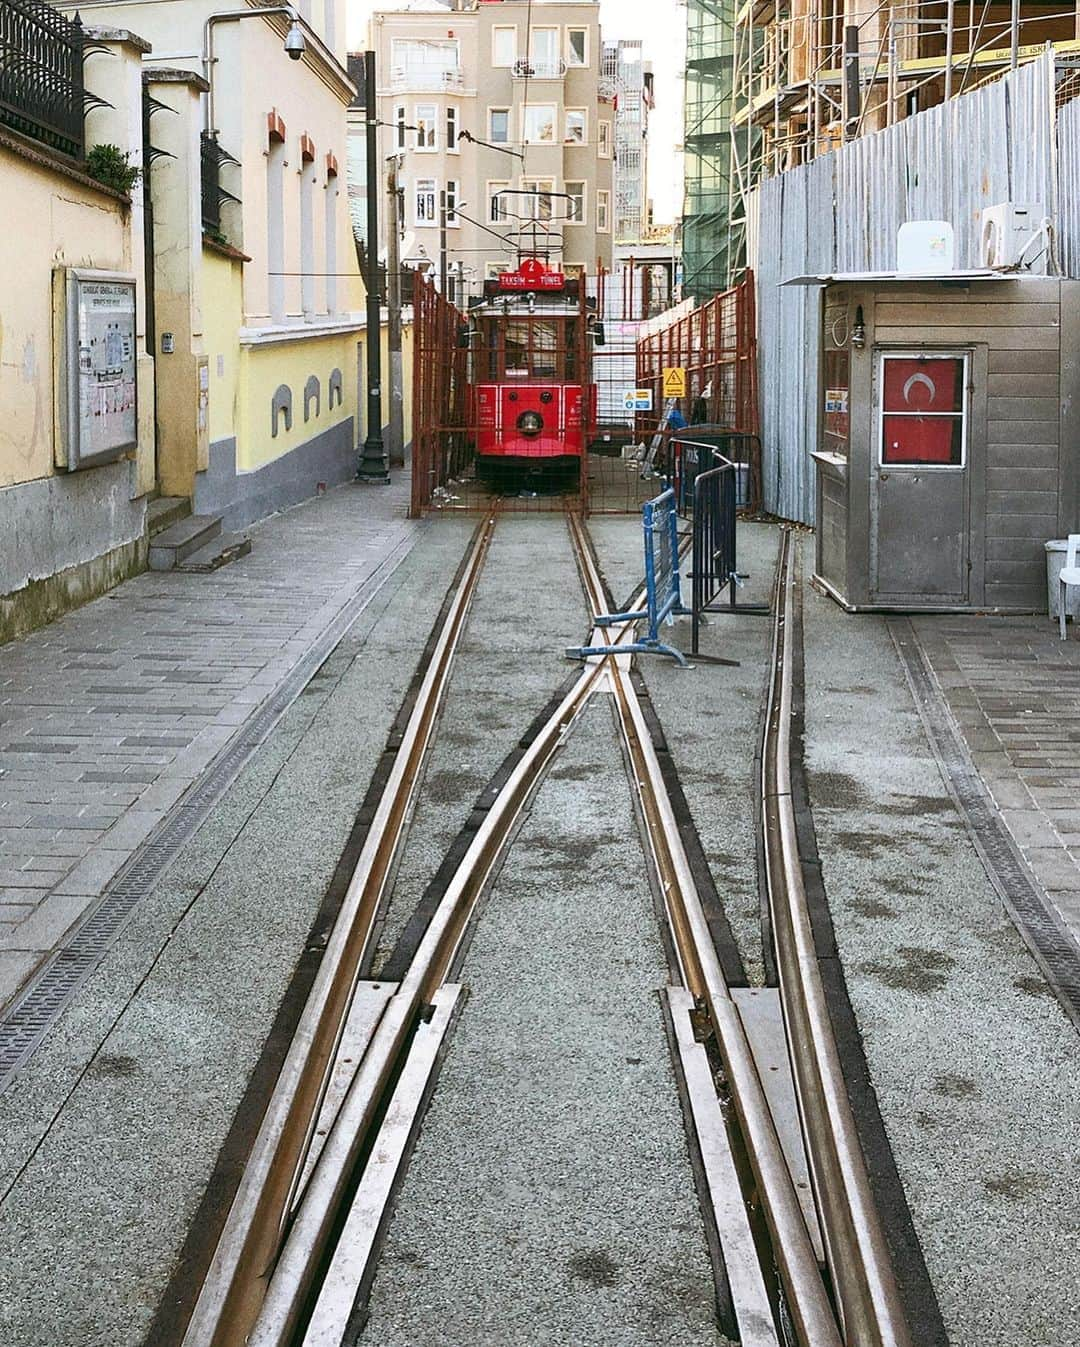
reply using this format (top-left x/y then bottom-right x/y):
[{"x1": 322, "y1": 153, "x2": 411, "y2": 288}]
[
  {"x1": 624, "y1": 388, "x2": 653, "y2": 412},
  {"x1": 663, "y1": 366, "x2": 687, "y2": 397},
  {"x1": 64, "y1": 269, "x2": 137, "y2": 470}
]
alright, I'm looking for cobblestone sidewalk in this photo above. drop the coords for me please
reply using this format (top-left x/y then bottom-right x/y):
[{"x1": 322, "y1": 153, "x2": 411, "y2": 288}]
[
  {"x1": 0, "y1": 480, "x2": 417, "y2": 1010},
  {"x1": 912, "y1": 613, "x2": 1080, "y2": 942}
]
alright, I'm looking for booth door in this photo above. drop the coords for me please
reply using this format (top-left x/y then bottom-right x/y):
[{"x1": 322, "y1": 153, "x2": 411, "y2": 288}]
[{"x1": 870, "y1": 350, "x2": 970, "y2": 603}]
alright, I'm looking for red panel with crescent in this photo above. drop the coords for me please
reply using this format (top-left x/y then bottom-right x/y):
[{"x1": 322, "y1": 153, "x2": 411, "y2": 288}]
[{"x1": 882, "y1": 357, "x2": 964, "y2": 413}]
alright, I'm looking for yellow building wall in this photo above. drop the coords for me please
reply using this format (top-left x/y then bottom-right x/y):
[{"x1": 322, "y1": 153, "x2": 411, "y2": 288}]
[
  {"x1": 1, "y1": 146, "x2": 132, "y2": 489},
  {"x1": 236, "y1": 332, "x2": 359, "y2": 472},
  {"x1": 202, "y1": 249, "x2": 244, "y2": 446}
]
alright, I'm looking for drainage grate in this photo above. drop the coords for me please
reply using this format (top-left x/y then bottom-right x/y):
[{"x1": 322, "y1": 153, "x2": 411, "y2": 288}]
[
  {"x1": 889, "y1": 617, "x2": 1080, "y2": 1030},
  {"x1": 0, "y1": 532, "x2": 420, "y2": 1090}
]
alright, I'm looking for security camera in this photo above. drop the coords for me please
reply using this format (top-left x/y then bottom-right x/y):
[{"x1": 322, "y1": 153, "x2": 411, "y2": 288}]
[{"x1": 284, "y1": 20, "x2": 306, "y2": 59}]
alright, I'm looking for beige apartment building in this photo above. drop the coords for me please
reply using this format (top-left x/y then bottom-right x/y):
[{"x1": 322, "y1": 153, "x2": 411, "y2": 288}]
[{"x1": 368, "y1": 0, "x2": 614, "y2": 299}]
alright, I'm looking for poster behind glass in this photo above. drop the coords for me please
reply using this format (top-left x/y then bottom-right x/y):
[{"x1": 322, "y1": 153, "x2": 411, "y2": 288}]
[{"x1": 66, "y1": 271, "x2": 138, "y2": 469}]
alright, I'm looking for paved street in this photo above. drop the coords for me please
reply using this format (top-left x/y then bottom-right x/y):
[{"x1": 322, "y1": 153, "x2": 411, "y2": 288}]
[
  {"x1": 911, "y1": 614, "x2": 1080, "y2": 940},
  {"x1": 0, "y1": 506, "x2": 1077, "y2": 1347},
  {"x1": 0, "y1": 480, "x2": 418, "y2": 1012}
]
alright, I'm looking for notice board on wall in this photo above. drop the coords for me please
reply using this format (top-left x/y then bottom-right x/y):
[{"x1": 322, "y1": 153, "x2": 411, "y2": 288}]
[{"x1": 64, "y1": 269, "x2": 138, "y2": 470}]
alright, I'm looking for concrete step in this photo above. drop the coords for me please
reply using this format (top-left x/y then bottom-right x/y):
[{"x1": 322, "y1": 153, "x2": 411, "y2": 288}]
[
  {"x1": 147, "y1": 496, "x2": 191, "y2": 538},
  {"x1": 174, "y1": 531, "x2": 252, "y2": 574},
  {"x1": 148, "y1": 515, "x2": 222, "y2": 570}
]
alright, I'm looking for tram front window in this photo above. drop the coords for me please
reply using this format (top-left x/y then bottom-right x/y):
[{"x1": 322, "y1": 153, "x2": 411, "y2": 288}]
[
  {"x1": 503, "y1": 320, "x2": 560, "y2": 377},
  {"x1": 505, "y1": 321, "x2": 529, "y2": 376}
]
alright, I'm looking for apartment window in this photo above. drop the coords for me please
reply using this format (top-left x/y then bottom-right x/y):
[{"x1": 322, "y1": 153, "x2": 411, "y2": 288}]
[
  {"x1": 324, "y1": 172, "x2": 338, "y2": 315},
  {"x1": 489, "y1": 180, "x2": 509, "y2": 222},
  {"x1": 566, "y1": 27, "x2": 588, "y2": 67},
  {"x1": 529, "y1": 27, "x2": 558, "y2": 69},
  {"x1": 300, "y1": 156, "x2": 317, "y2": 318},
  {"x1": 395, "y1": 104, "x2": 407, "y2": 151},
  {"x1": 523, "y1": 105, "x2": 555, "y2": 144},
  {"x1": 598, "y1": 120, "x2": 611, "y2": 157},
  {"x1": 489, "y1": 108, "x2": 510, "y2": 144},
  {"x1": 415, "y1": 104, "x2": 437, "y2": 150},
  {"x1": 521, "y1": 178, "x2": 554, "y2": 221},
  {"x1": 492, "y1": 26, "x2": 516, "y2": 66},
  {"x1": 446, "y1": 105, "x2": 458, "y2": 152},
  {"x1": 565, "y1": 180, "x2": 585, "y2": 224},
  {"x1": 445, "y1": 178, "x2": 459, "y2": 226},
  {"x1": 565, "y1": 109, "x2": 586, "y2": 145},
  {"x1": 415, "y1": 177, "x2": 437, "y2": 226},
  {"x1": 391, "y1": 38, "x2": 459, "y2": 75},
  {"x1": 597, "y1": 189, "x2": 610, "y2": 232},
  {"x1": 266, "y1": 137, "x2": 286, "y2": 322}
]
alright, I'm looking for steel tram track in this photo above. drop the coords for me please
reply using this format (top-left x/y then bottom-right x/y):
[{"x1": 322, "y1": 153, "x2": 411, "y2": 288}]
[
  {"x1": 760, "y1": 533, "x2": 912, "y2": 1347},
  {"x1": 180, "y1": 512, "x2": 914, "y2": 1347},
  {"x1": 181, "y1": 515, "x2": 499, "y2": 1347},
  {"x1": 180, "y1": 512, "x2": 650, "y2": 1347},
  {"x1": 571, "y1": 516, "x2": 913, "y2": 1347}
]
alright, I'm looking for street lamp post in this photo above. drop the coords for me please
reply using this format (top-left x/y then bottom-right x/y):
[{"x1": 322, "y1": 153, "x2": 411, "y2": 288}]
[
  {"x1": 386, "y1": 156, "x2": 404, "y2": 468},
  {"x1": 358, "y1": 48, "x2": 389, "y2": 483}
]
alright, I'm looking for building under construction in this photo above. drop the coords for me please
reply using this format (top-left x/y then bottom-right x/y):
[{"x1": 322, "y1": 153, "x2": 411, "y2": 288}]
[
  {"x1": 682, "y1": 0, "x2": 736, "y2": 301},
  {"x1": 683, "y1": 0, "x2": 1080, "y2": 296}
]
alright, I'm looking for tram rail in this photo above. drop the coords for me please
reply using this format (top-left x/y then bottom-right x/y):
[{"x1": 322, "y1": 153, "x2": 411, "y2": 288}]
[
  {"x1": 761, "y1": 534, "x2": 913, "y2": 1347},
  {"x1": 568, "y1": 514, "x2": 841, "y2": 1347},
  {"x1": 181, "y1": 515, "x2": 650, "y2": 1347},
  {"x1": 181, "y1": 514, "x2": 913, "y2": 1347},
  {"x1": 573, "y1": 517, "x2": 912, "y2": 1347},
  {"x1": 182, "y1": 517, "x2": 497, "y2": 1347}
]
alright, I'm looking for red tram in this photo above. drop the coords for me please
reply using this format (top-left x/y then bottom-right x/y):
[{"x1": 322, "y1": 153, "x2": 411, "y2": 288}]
[{"x1": 465, "y1": 258, "x2": 598, "y2": 483}]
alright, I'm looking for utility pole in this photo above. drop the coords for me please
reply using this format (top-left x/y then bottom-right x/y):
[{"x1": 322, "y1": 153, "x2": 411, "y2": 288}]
[
  {"x1": 358, "y1": 47, "x2": 389, "y2": 484},
  {"x1": 439, "y1": 188, "x2": 449, "y2": 303},
  {"x1": 386, "y1": 156, "x2": 404, "y2": 468}
]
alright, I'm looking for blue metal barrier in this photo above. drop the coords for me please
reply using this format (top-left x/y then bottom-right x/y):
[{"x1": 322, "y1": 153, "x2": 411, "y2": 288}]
[{"x1": 566, "y1": 489, "x2": 691, "y2": 667}]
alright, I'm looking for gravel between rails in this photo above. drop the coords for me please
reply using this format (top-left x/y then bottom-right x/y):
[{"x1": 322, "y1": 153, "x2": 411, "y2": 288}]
[
  {"x1": 362, "y1": 694, "x2": 735, "y2": 1347},
  {"x1": 368, "y1": 514, "x2": 589, "y2": 975},
  {"x1": 587, "y1": 516, "x2": 780, "y2": 985}
]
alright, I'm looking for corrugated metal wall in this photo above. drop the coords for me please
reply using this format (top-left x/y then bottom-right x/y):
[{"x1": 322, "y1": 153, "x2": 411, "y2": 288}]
[{"x1": 748, "y1": 53, "x2": 1072, "y2": 523}]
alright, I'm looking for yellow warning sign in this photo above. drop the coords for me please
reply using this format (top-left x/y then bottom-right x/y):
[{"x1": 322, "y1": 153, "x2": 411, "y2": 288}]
[{"x1": 663, "y1": 366, "x2": 687, "y2": 397}]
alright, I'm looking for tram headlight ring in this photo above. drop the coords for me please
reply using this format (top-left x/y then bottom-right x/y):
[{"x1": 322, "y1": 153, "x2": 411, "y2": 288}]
[{"x1": 516, "y1": 410, "x2": 544, "y2": 438}]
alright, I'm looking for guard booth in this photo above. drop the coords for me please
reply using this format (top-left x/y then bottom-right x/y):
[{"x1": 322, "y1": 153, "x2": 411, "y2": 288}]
[{"x1": 800, "y1": 274, "x2": 1080, "y2": 611}]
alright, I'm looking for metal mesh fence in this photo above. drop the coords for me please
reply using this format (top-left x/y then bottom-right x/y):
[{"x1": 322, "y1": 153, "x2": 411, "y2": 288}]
[{"x1": 411, "y1": 269, "x2": 692, "y2": 517}]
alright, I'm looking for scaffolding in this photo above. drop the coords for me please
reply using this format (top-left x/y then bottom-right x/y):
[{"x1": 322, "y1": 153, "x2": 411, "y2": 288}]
[
  {"x1": 683, "y1": 0, "x2": 738, "y2": 301},
  {"x1": 603, "y1": 39, "x2": 651, "y2": 245},
  {"x1": 728, "y1": 0, "x2": 1080, "y2": 272}
]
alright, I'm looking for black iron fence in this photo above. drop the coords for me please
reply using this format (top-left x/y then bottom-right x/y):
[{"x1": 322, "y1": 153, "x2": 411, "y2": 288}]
[
  {"x1": 0, "y1": 0, "x2": 85, "y2": 159},
  {"x1": 200, "y1": 132, "x2": 241, "y2": 236},
  {"x1": 672, "y1": 437, "x2": 771, "y2": 655}
]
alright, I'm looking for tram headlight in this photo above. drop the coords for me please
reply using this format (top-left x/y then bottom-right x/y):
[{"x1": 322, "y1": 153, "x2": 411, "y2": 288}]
[{"x1": 516, "y1": 410, "x2": 544, "y2": 438}]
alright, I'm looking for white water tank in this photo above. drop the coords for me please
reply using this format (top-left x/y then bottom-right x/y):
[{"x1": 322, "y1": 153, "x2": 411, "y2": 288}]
[{"x1": 897, "y1": 220, "x2": 955, "y2": 273}]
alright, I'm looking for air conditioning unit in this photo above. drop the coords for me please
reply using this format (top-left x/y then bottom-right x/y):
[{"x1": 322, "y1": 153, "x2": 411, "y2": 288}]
[{"x1": 980, "y1": 202, "x2": 1048, "y2": 272}]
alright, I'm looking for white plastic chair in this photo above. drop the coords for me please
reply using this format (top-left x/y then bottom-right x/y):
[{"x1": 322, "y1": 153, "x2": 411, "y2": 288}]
[{"x1": 1060, "y1": 534, "x2": 1080, "y2": 640}]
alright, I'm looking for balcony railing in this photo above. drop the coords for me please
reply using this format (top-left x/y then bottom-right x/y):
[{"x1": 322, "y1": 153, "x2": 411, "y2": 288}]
[
  {"x1": 389, "y1": 65, "x2": 464, "y2": 92},
  {"x1": 0, "y1": 0, "x2": 85, "y2": 159},
  {"x1": 512, "y1": 57, "x2": 566, "y2": 80}
]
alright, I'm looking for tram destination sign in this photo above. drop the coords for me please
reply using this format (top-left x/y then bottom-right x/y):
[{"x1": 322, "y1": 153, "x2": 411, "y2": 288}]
[{"x1": 497, "y1": 270, "x2": 566, "y2": 291}]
